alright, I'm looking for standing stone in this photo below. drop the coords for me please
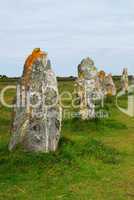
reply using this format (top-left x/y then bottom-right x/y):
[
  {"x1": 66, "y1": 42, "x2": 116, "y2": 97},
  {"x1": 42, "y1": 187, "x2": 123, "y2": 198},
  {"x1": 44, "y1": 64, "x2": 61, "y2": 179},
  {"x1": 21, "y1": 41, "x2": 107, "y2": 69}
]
[
  {"x1": 96, "y1": 70, "x2": 106, "y2": 97},
  {"x1": 76, "y1": 57, "x2": 98, "y2": 120},
  {"x1": 104, "y1": 73, "x2": 116, "y2": 96},
  {"x1": 121, "y1": 68, "x2": 129, "y2": 92},
  {"x1": 96, "y1": 71, "x2": 116, "y2": 96},
  {"x1": 9, "y1": 48, "x2": 62, "y2": 152}
]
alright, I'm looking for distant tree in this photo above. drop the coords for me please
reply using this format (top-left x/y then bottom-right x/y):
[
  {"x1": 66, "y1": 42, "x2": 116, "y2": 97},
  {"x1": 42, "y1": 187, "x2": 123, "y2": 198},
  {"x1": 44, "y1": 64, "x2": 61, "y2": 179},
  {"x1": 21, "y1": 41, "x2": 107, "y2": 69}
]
[
  {"x1": 0, "y1": 75, "x2": 8, "y2": 79},
  {"x1": 3, "y1": 75, "x2": 8, "y2": 79}
]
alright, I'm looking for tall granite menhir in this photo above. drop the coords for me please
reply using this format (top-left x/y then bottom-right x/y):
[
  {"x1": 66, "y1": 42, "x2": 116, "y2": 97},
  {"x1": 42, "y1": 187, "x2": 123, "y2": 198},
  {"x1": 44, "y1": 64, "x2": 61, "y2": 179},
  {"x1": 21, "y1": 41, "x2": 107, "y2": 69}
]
[
  {"x1": 9, "y1": 48, "x2": 62, "y2": 152},
  {"x1": 121, "y1": 68, "x2": 128, "y2": 92},
  {"x1": 76, "y1": 58, "x2": 117, "y2": 120},
  {"x1": 76, "y1": 57, "x2": 98, "y2": 120}
]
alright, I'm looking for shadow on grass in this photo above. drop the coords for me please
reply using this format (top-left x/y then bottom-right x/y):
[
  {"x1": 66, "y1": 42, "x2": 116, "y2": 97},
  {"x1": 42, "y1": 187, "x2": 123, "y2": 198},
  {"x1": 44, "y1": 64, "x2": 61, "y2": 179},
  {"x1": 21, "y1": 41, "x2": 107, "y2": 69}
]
[
  {"x1": 59, "y1": 137, "x2": 122, "y2": 165},
  {"x1": 80, "y1": 139, "x2": 122, "y2": 164},
  {"x1": 62, "y1": 117, "x2": 127, "y2": 135}
]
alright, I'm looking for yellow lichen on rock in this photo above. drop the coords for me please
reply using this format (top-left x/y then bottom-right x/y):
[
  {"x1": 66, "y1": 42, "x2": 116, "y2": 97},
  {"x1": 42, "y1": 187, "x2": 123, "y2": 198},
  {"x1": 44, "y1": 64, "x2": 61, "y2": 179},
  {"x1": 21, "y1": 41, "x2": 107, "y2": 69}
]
[{"x1": 98, "y1": 70, "x2": 106, "y2": 80}]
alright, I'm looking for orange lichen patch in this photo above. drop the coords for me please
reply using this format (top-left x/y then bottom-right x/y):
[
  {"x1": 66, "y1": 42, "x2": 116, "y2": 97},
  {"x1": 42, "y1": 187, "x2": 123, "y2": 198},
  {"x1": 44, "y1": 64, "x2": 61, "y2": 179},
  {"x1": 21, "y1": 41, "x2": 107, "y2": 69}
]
[
  {"x1": 98, "y1": 70, "x2": 106, "y2": 80},
  {"x1": 22, "y1": 48, "x2": 47, "y2": 85}
]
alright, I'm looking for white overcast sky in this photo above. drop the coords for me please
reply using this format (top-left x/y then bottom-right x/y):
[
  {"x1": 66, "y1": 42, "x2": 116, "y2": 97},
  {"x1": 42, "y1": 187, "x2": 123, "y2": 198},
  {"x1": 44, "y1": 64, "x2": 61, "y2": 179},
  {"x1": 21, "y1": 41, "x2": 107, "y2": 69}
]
[{"x1": 0, "y1": 0, "x2": 134, "y2": 76}]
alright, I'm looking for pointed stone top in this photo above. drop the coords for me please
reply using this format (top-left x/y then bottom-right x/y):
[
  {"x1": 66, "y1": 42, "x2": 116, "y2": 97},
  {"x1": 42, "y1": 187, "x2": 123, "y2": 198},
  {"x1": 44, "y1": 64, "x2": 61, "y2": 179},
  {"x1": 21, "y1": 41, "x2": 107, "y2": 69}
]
[
  {"x1": 25, "y1": 48, "x2": 47, "y2": 68},
  {"x1": 78, "y1": 57, "x2": 97, "y2": 79},
  {"x1": 122, "y1": 68, "x2": 128, "y2": 75},
  {"x1": 22, "y1": 48, "x2": 48, "y2": 84},
  {"x1": 80, "y1": 57, "x2": 94, "y2": 66}
]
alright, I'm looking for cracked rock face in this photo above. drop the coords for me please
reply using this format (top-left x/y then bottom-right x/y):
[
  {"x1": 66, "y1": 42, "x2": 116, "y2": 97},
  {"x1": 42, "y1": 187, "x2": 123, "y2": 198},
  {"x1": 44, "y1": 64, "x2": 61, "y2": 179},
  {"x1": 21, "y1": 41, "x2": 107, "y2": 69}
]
[{"x1": 9, "y1": 48, "x2": 62, "y2": 152}]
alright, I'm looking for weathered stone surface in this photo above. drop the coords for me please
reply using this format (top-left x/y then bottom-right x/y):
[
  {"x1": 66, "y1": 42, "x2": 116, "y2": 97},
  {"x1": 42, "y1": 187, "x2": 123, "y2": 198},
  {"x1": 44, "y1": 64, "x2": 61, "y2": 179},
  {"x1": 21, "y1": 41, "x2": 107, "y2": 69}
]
[
  {"x1": 96, "y1": 71, "x2": 116, "y2": 96},
  {"x1": 121, "y1": 68, "x2": 128, "y2": 92},
  {"x1": 76, "y1": 57, "x2": 98, "y2": 119},
  {"x1": 96, "y1": 70, "x2": 106, "y2": 97},
  {"x1": 9, "y1": 48, "x2": 62, "y2": 152},
  {"x1": 104, "y1": 73, "x2": 116, "y2": 96},
  {"x1": 76, "y1": 58, "x2": 117, "y2": 120}
]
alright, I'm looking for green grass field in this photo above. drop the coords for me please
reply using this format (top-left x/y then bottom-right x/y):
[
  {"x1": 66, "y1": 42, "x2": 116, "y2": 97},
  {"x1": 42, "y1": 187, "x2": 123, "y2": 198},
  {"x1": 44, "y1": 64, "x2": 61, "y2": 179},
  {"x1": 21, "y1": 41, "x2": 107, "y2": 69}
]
[{"x1": 0, "y1": 80, "x2": 134, "y2": 200}]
